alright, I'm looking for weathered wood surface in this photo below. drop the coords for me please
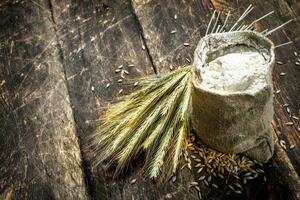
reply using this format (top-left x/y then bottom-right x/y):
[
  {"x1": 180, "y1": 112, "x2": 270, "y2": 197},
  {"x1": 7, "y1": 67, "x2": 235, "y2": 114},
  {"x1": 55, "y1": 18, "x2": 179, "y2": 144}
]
[
  {"x1": 0, "y1": 0, "x2": 300, "y2": 199},
  {"x1": 209, "y1": 1, "x2": 300, "y2": 199},
  {"x1": 0, "y1": 0, "x2": 88, "y2": 199}
]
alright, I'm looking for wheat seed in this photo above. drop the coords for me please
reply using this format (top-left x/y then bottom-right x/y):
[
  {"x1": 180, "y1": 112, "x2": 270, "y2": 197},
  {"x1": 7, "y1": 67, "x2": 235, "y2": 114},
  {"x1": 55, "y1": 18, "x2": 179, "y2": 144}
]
[
  {"x1": 292, "y1": 116, "x2": 299, "y2": 120},
  {"x1": 207, "y1": 175, "x2": 211, "y2": 182},
  {"x1": 198, "y1": 191, "x2": 202, "y2": 199},
  {"x1": 280, "y1": 140, "x2": 287, "y2": 149},
  {"x1": 195, "y1": 185, "x2": 201, "y2": 191},
  {"x1": 235, "y1": 182, "x2": 242, "y2": 189},
  {"x1": 190, "y1": 181, "x2": 199, "y2": 186},
  {"x1": 195, "y1": 163, "x2": 202, "y2": 167},
  {"x1": 234, "y1": 190, "x2": 242, "y2": 194},
  {"x1": 133, "y1": 81, "x2": 139, "y2": 87},
  {"x1": 228, "y1": 185, "x2": 235, "y2": 190},
  {"x1": 172, "y1": 176, "x2": 176, "y2": 182},
  {"x1": 204, "y1": 180, "x2": 209, "y2": 186},
  {"x1": 217, "y1": 173, "x2": 224, "y2": 179},
  {"x1": 256, "y1": 169, "x2": 264, "y2": 173},
  {"x1": 130, "y1": 179, "x2": 137, "y2": 184}
]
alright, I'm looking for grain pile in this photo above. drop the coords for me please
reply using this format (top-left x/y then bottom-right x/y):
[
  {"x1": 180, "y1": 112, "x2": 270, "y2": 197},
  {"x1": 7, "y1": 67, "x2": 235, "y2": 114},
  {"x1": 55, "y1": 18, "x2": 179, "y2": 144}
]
[{"x1": 184, "y1": 134, "x2": 266, "y2": 196}]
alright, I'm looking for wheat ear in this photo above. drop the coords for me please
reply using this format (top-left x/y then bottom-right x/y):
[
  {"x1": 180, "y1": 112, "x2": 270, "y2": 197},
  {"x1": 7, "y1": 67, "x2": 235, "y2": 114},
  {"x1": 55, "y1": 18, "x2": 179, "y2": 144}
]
[{"x1": 87, "y1": 66, "x2": 192, "y2": 178}]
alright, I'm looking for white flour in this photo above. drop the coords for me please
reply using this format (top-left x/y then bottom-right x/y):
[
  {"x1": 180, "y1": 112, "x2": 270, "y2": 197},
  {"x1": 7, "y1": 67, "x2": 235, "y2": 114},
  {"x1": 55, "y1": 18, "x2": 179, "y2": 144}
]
[{"x1": 199, "y1": 46, "x2": 268, "y2": 94}]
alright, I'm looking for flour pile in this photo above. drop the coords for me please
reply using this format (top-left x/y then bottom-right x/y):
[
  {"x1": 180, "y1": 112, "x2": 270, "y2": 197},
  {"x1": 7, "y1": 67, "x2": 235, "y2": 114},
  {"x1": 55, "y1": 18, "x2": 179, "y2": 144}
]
[{"x1": 200, "y1": 47, "x2": 268, "y2": 94}]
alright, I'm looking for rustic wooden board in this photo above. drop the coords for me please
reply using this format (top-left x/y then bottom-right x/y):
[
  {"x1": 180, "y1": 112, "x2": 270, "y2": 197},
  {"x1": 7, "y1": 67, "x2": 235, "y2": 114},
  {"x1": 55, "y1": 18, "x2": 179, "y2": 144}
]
[
  {"x1": 0, "y1": 0, "x2": 87, "y2": 199},
  {"x1": 49, "y1": 0, "x2": 154, "y2": 137},
  {"x1": 209, "y1": 1, "x2": 300, "y2": 199},
  {"x1": 132, "y1": 0, "x2": 214, "y2": 73},
  {"x1": 130, "y1": 0, "x2": 300, "y2": 199},
  {"x1": 0, "y1": 0, "x2": 300, "y2": 199},
  {"x1": 48, "y1": 0, "x2": 156, "y2": 199}
]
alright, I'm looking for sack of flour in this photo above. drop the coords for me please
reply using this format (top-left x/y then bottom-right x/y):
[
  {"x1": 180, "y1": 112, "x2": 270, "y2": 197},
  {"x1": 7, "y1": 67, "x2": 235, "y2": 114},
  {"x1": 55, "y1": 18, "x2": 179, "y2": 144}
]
[{"x1": 191, "y1": 31, "x2": 275, "y2": 162}]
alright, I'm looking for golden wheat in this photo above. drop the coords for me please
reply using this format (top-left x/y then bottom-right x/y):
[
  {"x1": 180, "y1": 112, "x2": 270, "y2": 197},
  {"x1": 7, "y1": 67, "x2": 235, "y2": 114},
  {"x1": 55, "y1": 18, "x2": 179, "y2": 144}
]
[{"x1": 87, "y1": 66, "x2": 191, "y2": 178}]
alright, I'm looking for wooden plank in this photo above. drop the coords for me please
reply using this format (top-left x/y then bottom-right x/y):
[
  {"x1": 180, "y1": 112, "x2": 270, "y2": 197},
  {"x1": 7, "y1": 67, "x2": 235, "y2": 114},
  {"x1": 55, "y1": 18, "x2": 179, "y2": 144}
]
[
  {"x1": 48, "y1": 0, "x2": 156, "y2": 199},
  {"x1": 0, "y1": 0, "x2": 299, "y2": 199},
  {"x1": 0, "y1": 0, "x2": 87, "y2": 199},
  {"x1": 132, "y1": 0, "x2": 214, "y2": 73},
  {"x1": 49, "y1": 0, "x2": 154, "y2": 138},
  {"x1": 129, "y1": 1, "x2": 244, "y2": 200},
  {"x1": 283, "y1": 0, "x2": 300, "y2": 20},
  {"x1": 209, "y1": 0, "x2": 300, "y2": 199},
  {"x1": 128, "y1": 1, "x2": 230, "y2": 200},
  {"x1": 132, "y1": 0, "x2": 300, "y2": 200}
]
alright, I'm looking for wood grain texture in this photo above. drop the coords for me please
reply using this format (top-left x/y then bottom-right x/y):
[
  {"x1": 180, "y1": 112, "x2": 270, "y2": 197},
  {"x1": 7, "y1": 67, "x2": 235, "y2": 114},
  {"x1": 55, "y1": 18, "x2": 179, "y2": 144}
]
[
  {"x1": 48, "y1": 0, "x2": 157, "y2": 199},
  {"x1": 132, "y1": 0, "x2": 214, "y2": 73},
  {"x1": 0, "y1": 0, "x2": 87, "y2": 199},
  {"x1": 0, "y1": 0, "x2": 299, "y2": 199},
  {"x1": 132, "y1": 0, "x2": 300, "y2": 199},
  {"x1": 209, "y1": 0, "x2": 300, "y2": 199},
  {"x1": 48, "y1": 0, "x2": 153, "y2": 139}
]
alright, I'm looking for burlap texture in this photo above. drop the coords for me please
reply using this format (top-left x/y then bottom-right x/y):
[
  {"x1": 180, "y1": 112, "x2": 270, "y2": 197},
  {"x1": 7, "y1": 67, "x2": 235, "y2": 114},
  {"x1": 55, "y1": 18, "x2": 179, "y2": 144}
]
[{"x1": 191, "y1": 31, "x2": 275, "y2": 162}]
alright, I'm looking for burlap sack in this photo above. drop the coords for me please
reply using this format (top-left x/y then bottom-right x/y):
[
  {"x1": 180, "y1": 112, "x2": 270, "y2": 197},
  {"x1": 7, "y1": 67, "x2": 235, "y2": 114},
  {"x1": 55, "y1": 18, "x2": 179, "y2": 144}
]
[{"x1": 191, "y1": 31, "x2": 275, "y2": 162}]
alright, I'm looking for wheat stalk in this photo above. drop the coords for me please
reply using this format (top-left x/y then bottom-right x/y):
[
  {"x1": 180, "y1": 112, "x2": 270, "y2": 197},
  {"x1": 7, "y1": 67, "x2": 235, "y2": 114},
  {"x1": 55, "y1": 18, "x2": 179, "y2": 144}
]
[{"x1": 87, "y1": 66, "x2": 192, "y2": 178}]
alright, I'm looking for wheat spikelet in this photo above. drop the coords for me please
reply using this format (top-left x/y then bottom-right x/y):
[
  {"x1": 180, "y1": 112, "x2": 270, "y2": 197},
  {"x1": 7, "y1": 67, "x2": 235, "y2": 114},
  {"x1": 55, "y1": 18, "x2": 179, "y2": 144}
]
[{"x1": 87, "y1": 66, "x2": 192, "y2": 178}]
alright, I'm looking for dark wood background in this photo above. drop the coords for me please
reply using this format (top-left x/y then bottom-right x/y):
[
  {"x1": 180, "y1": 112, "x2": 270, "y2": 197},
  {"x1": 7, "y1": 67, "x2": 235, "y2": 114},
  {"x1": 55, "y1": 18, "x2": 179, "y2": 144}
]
[{"x1": 0, "y1": 0, "x2": 299, "y2": 199}]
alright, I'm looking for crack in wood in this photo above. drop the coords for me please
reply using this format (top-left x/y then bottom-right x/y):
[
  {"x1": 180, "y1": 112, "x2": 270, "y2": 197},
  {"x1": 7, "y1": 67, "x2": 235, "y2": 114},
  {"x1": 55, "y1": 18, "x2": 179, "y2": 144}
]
[{"x1": 128, "y1": 0, "x2": 157, "y2": 74}]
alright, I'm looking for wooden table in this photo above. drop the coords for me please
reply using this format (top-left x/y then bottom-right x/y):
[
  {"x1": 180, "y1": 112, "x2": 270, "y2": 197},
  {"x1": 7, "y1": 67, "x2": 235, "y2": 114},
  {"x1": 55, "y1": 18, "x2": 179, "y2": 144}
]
[{"x1": 0, "y1": 0, "x2": 299, "y2": 199}]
